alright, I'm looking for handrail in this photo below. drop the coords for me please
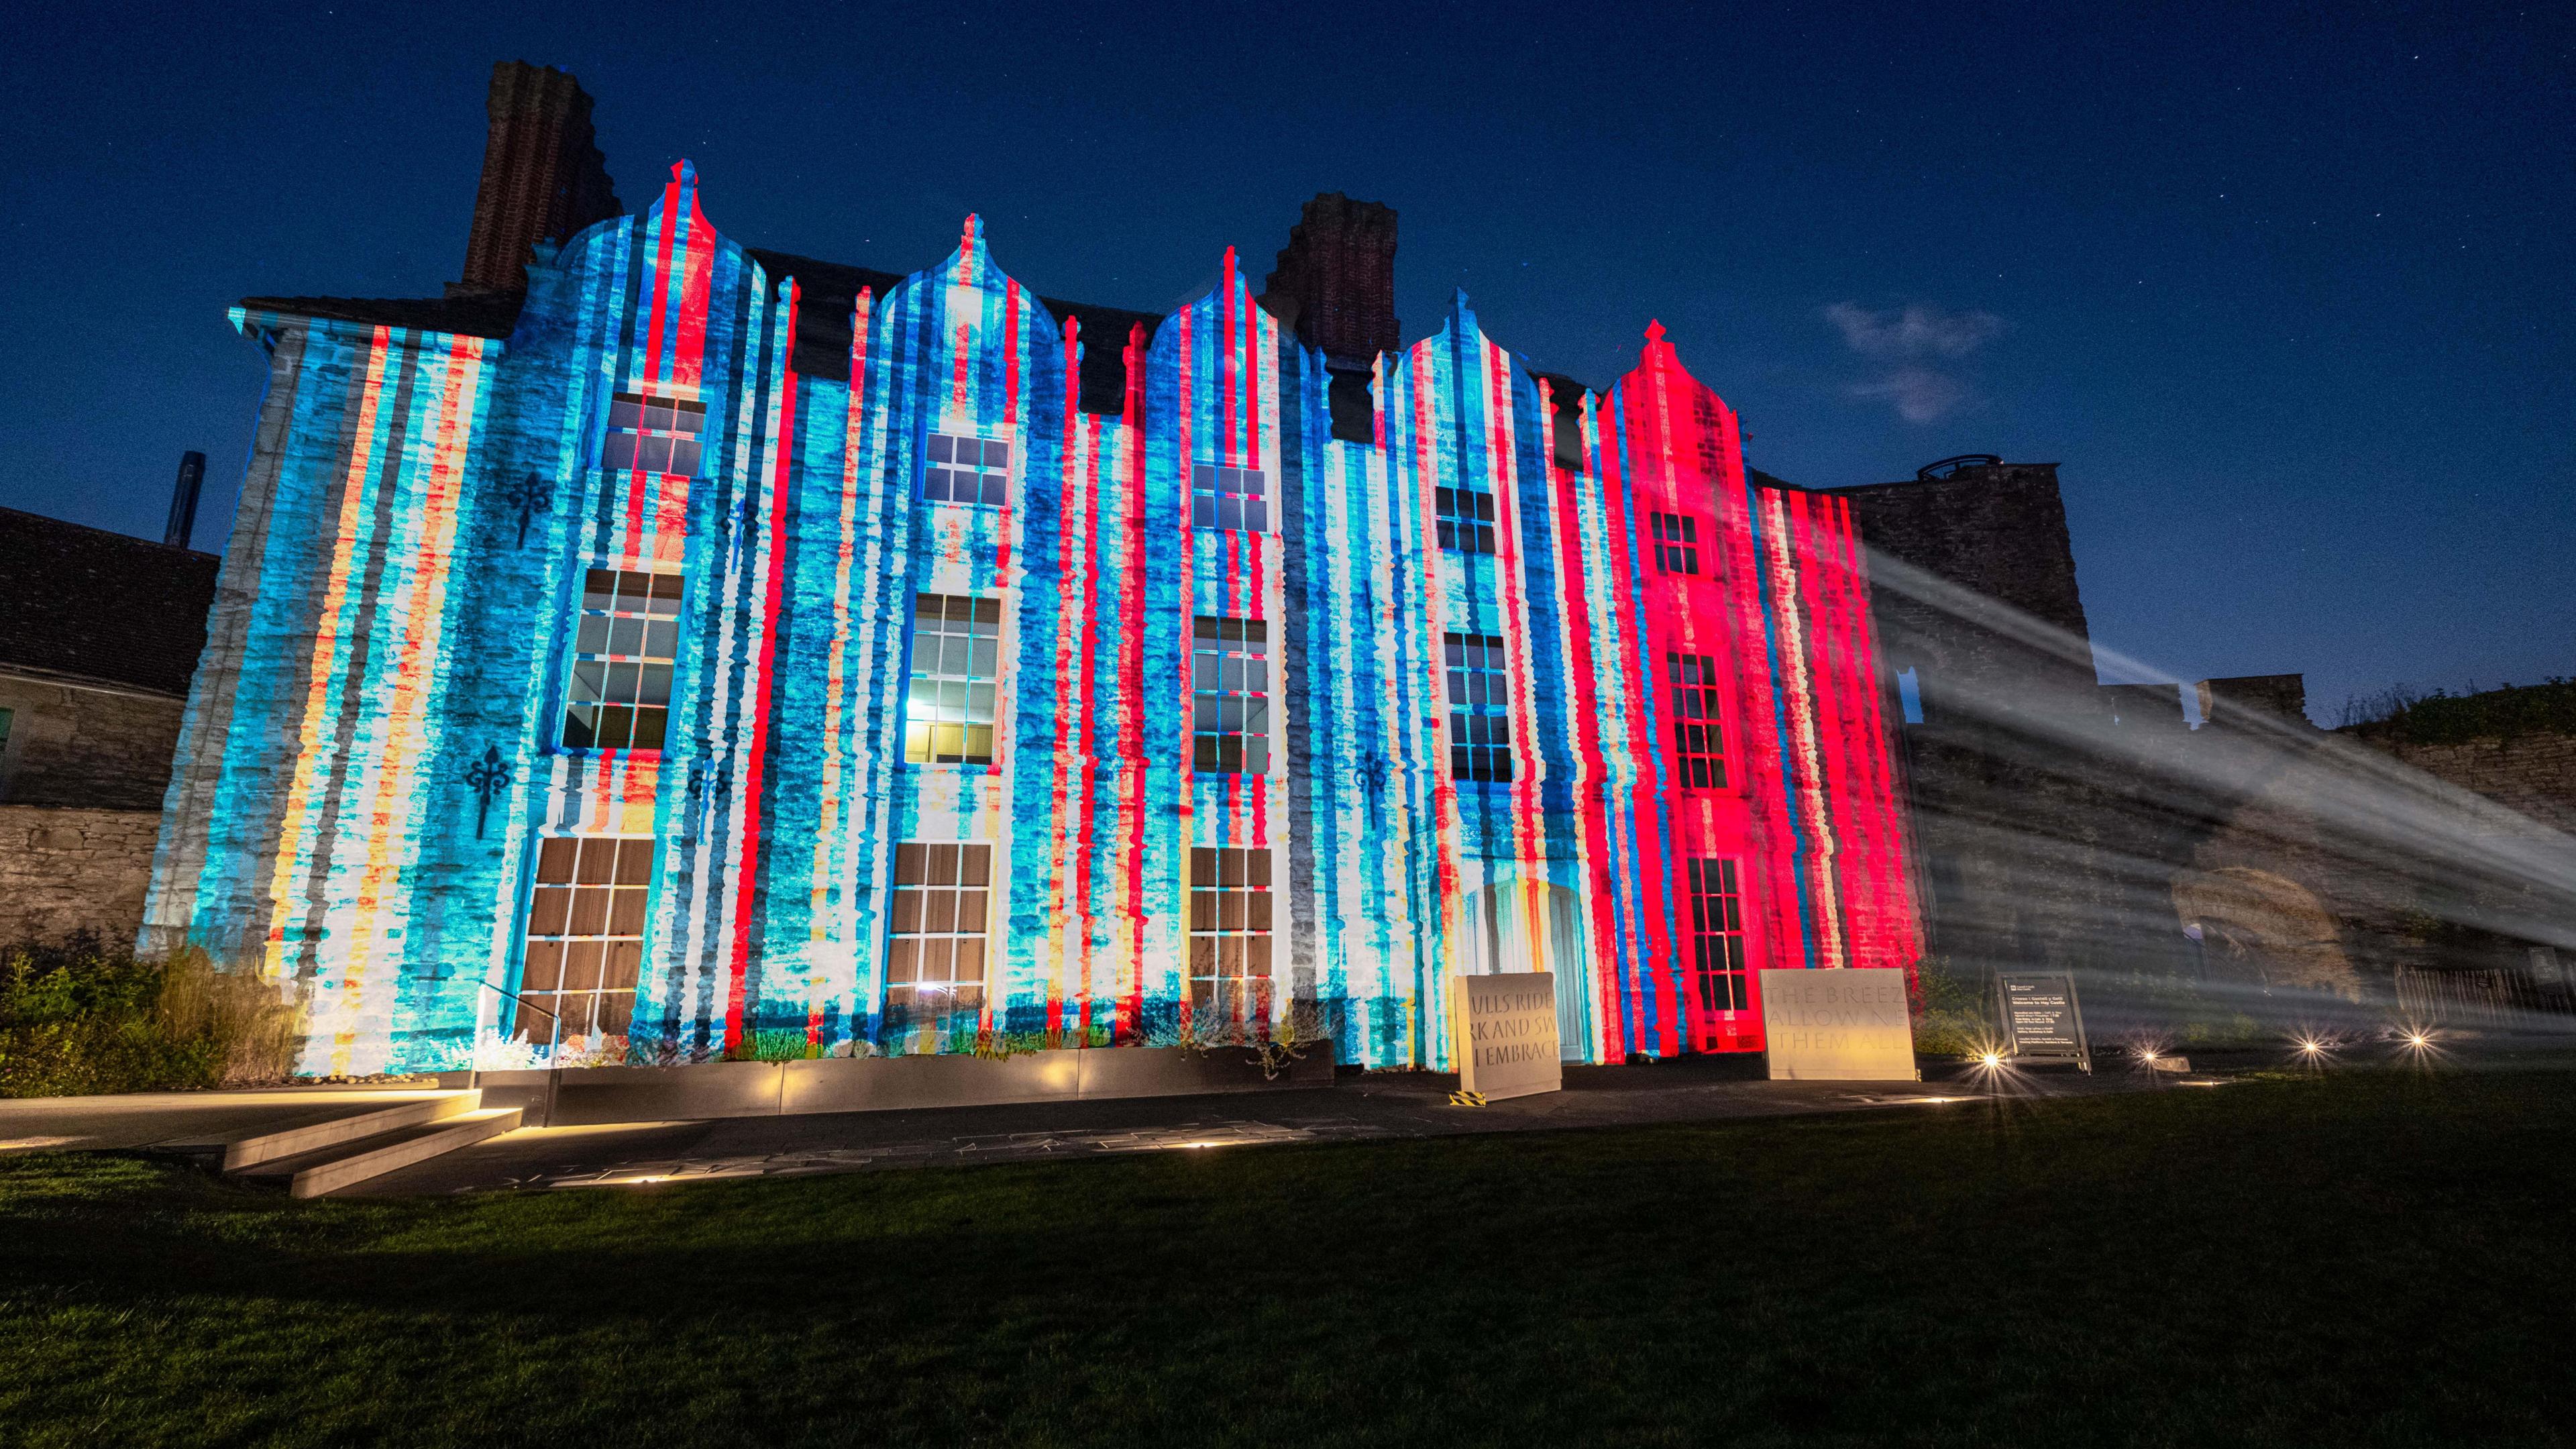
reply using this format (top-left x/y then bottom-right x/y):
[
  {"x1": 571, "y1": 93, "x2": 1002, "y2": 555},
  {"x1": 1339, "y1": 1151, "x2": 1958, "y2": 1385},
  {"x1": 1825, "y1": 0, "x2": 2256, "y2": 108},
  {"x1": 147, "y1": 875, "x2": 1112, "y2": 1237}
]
[{"x1": 476, "y1": 980, "x2": 566, "y2": 1128}]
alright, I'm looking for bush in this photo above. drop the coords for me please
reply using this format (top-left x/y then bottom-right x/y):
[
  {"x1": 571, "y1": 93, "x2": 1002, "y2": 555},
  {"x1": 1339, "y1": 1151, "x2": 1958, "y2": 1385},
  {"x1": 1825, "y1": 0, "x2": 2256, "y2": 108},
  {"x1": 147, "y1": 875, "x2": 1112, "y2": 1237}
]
[
  {"x1": 0, "y1": 941, "x2": 300, "y2": 1097},
  {"x1": 1910, "y1": 954, "x2": 1990, "y2": 1058},
  {"x1": 2341, "y1": 677, "x2": 2576, "y2": 745}
]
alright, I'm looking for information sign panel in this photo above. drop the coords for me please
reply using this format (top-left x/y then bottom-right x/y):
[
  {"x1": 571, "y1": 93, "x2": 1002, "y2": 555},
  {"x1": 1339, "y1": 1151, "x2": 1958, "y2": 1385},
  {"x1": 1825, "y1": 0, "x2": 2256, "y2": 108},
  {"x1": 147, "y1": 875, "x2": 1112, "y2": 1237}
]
[
  {"x1": 1997, "y1": 972, "x2": 2090, "y2": 1071},
  {"x1": 1758, "y1": 967, "x2": 1919, "y2": 1081},
  {"x1": 1450, "y1": 972, "x2": 1562, "y2": 1101}
]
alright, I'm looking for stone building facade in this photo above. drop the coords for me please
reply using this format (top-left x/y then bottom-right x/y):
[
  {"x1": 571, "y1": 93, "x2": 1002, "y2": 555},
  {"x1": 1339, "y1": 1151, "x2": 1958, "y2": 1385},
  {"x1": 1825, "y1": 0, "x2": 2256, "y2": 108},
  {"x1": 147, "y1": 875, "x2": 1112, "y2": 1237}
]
[
  {"x1": 0, "y1": 508, "x2": 219, "y2": 943},
  {"x1": 143, "y1": 64, "x2": 1919, "y2": 1074}
]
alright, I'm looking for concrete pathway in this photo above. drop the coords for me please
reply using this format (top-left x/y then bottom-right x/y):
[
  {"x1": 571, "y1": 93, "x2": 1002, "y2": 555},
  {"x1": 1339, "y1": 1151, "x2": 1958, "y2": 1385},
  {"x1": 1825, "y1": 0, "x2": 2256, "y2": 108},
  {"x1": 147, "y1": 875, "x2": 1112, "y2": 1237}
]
[
  {"x1": 0, "y1": 1059, "x2": 2191, "y2": 1196},
  {"x1": 0, "y1": 1085, "x2": 452, "y2": 1153},
  {"x1": 349, "y1": 1058, "x2": 2160, "y2": 1195}
]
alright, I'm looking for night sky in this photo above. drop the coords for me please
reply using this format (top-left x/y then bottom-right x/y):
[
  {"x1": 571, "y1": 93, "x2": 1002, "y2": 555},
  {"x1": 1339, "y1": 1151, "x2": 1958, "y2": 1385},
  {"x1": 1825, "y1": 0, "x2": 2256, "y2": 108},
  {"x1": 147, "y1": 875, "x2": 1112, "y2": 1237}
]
[{"x1": 7, "y1": 1, "x2": 2568, "y2": 722}]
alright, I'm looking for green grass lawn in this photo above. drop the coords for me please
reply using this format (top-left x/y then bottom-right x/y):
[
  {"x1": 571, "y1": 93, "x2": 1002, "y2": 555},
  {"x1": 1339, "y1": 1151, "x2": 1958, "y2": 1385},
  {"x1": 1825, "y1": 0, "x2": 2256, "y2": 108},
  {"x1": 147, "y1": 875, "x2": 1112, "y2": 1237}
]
[{"x1": 6, "y1": 1071, "x2": 2575, "y2": 1448}]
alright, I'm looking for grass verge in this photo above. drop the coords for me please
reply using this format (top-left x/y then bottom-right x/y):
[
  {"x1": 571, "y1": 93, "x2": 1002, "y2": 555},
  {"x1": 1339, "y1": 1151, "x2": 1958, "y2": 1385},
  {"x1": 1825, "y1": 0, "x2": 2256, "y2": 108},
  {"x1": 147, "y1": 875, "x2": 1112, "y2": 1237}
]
[{"x1": 5, "y1": 1071, "x2": 2573, "y2": 1446}]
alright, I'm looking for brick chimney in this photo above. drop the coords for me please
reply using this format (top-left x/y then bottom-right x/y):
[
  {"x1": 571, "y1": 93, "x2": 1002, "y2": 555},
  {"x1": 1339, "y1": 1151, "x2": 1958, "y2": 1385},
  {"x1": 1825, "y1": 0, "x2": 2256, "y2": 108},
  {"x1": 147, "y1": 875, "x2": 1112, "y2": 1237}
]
[
  {"x1": 452, "y1": 61, "x2": 622, "y2": 294},
  {"x1": 1258, "y1": 193, "x2": 1400, "y2": 369}
]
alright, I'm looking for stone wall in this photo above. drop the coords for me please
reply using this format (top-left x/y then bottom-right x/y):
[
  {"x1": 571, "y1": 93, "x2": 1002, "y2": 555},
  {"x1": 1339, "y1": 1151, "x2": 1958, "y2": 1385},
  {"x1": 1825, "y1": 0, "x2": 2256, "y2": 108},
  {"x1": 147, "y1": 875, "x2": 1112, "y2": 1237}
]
[
  {"x1": 1823, "y1": 463, "x2": 2135, "y2": 974},
  {"x1": 0, "y1": 805, "x2": 162, "y2": 946},
  {"x1": 2363, "y1": 734, "x2": 2576, "y2": 834},
  {"x1": 0, "y1": 676, "x2": 186, "y2": 811},
  {"x1": 2165, "y1": 716, "x2": 2576, "y2": 998}
]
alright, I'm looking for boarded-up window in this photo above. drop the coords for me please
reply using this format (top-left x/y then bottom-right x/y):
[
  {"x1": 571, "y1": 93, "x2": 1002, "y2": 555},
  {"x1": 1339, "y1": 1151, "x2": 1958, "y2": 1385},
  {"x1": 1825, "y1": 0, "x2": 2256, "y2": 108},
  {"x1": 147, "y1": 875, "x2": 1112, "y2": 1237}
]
[
  {"x1": 886, "y1": 842, "x2": 991, "y2": 1018},
  {"x1": 519, "y1": 835, "x2": 653, "y2": 1045}
]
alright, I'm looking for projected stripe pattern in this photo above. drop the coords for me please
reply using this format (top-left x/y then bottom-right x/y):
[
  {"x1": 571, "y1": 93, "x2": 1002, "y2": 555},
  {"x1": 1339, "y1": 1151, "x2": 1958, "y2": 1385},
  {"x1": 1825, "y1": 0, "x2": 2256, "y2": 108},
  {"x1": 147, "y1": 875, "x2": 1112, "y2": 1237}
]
[{"x1": 148, "y1": 166, "x2": 1920, "y2": 1074}]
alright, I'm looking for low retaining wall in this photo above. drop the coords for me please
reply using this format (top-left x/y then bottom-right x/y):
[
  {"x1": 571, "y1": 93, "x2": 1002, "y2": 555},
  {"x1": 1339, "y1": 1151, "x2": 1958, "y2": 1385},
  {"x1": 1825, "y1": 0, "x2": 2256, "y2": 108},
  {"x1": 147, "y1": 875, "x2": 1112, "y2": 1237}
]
[
  {"x1": 441, "y1": 1042, "x2": 1336, "y2": 1126},
  {"x1": 0, "y1": 804, "x2": 160, "y2": 946}
]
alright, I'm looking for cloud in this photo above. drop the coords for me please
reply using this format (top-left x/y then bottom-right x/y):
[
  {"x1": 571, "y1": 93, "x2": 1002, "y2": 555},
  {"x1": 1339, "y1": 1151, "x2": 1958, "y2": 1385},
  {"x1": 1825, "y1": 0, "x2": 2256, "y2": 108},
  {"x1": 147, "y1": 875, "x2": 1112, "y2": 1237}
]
[
  {"x1": 1825, "y1": 303, "x2": 2002, "y2": 423},
  {"x1": 1824, "y1": 302, "x2": 2003, "y2": 359},
  {"x1": 1848, "y1": 366, "x2": 1970, "y2": 423}
]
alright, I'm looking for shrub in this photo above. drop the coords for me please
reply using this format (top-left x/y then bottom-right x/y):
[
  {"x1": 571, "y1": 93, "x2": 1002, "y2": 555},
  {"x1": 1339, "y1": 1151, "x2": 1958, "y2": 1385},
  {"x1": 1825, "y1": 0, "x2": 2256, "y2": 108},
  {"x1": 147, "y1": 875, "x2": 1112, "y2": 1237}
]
[
  {"x1": 0, "y1": 940, "x2": 301, "y2": 1097},
  {"x1": 1910, "y1": 953, "x2": 1990, "y2": 1058},
  {"x1": 2342, "y1": 677, "x2": 2576, "y2": 745}
]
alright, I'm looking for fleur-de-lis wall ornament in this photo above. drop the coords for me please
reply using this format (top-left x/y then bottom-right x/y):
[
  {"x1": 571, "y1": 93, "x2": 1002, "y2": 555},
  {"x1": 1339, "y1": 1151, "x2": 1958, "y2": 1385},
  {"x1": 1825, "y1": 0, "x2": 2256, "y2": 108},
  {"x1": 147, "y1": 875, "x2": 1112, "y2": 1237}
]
[
  {"x1": 464, "y1": 745, "x2": 513, "y2": 839},
  {"x1": 496, "y1": 471, "x2": 553, "y2": 548}
]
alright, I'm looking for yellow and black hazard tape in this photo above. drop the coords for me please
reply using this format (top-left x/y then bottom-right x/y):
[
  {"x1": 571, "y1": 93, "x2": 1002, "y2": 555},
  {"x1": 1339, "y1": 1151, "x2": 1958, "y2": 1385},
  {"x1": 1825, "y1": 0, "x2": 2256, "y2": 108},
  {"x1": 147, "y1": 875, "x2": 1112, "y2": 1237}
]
[{"x1": 1447, "y1": 1089, "x2": 1487, "y2": 1107}]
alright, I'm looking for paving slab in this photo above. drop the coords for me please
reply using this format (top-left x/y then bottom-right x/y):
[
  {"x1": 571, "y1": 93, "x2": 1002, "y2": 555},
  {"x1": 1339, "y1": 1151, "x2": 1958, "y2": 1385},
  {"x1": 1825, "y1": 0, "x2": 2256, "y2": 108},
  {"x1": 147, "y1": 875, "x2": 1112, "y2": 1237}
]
[
  {"x1": 350, "y1": 1057, "x2": 2169, "y2": 1196},
  {"x1": 0, "y1": 1085, "x2": 458, "y2": 1154}
]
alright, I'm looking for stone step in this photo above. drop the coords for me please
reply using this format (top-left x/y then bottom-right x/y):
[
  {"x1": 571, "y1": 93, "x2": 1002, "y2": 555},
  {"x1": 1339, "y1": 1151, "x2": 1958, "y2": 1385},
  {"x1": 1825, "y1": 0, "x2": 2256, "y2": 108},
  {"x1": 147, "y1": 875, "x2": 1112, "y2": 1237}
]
[
  {"x1": 232, "y1": 1108, "x2": 524, "y2": 1198},
  {"x1": 220, "y1": 1091, "x2": 482, "y2": 1171}
]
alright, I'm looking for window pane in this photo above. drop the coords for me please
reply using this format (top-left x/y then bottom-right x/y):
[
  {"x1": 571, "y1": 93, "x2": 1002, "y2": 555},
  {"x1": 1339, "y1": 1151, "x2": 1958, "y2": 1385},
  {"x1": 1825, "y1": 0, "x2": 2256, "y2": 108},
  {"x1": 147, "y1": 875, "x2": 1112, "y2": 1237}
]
[
  {"x1": 527, "y1": 885, "x2": 573, "y2": 937},
  {"x1": 536, "y1": 837, "x2": 580, "y2": 883},
  {"x1": 559, "y1": 941, "x2": 605, "y2": 994},
  {"x1": 522, "y1": 941, "x2": 565, "y2": 992},
  {"x1": 917, "y1": 938, "x2": 953, "y2": 982}
]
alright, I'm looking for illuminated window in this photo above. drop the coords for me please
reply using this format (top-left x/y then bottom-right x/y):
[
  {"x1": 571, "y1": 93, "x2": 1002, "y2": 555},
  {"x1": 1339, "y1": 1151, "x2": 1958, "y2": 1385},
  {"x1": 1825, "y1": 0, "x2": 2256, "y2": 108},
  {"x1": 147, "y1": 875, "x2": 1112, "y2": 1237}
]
[
  {"x1": 924, "y1": 433, "x2": 1010, "y2": 506},
  {"x1": 886, "y1": 842, "x2": 991, "y2": 1019},
  {"x1": 1436, "y1": 487, "x2": 1498, "y2": 553},
  {"x1": 1191, "y1": 617, "x2": 1269, "y2": 775},
  {"x1": 1189, "y1": 846, "x2": 1273, "y2": 1024},
  {"x1": 518, "y1": 835, "x2": 652, "y2": 1046},
  {"x1": 1651, "y1": 512, "x2": 1699, "y2": 574},
  {"x1": 1668, "y1": 651, "x2": 1727, "y2": 789},
  {"x1": 563, "y1": 568, "x2": 682, "y2": 751},
  {"x1": 601, "y1": 392, "x2": 706, "y2": 476},
  {"x1": 906, "y1": 594, "x2": 1000, "y2": 765},
  {"x1": 1687, "y1": 858, "x2": 1748, "y2": 1013},
  {"x1": 1445, "y1": 631, "x2": 1514, "y2": 783},
  {"x1": 1191, "y1": 464, "x2": 1269, "y2": 532}
]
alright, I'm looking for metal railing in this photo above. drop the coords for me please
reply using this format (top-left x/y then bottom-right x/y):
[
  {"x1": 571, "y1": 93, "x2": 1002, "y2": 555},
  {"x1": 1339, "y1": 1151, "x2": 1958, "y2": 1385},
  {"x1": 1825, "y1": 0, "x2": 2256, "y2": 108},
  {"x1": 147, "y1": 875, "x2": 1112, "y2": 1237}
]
[{"x1": 476, "y1": 981, "x2": 565, "y2": 1128}]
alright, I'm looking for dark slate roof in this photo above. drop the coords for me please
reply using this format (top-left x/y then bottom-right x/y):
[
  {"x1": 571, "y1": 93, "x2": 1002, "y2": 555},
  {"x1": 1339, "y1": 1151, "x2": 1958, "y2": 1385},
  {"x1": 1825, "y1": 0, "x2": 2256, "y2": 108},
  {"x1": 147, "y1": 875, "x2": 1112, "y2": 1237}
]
[
  {"x1": 235, "y1": 290, "x2": 525, "y2": 339},
  {"x1": 741, "y1": 250, "x2": 907, "y2": 379},
  {"x1": 0, "y1": 508, "x2": 220, "y2": 697}
]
